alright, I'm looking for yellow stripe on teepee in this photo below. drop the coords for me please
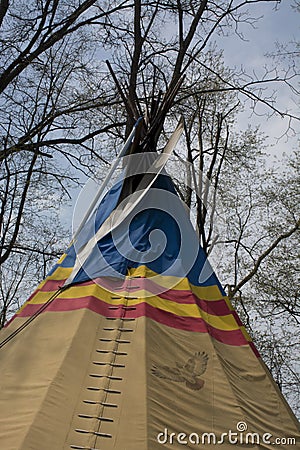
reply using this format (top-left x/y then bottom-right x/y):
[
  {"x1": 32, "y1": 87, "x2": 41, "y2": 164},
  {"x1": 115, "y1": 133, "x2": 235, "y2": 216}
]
[
  {"x1": 129, "y1": 265, "x2": 225, "y2": 300},
  {"x1": 25, "y1": 291, "x2": 57, "y2": 304},
  {"x1": 47, "y1": 266, "x2": 73, "y2": 280},
  {"x1": 35, "y1": 265, "x2": 225, "y2": 302},
  {"x1": 56, "y1": 253, "x2": 68, "y2": 264},
  {"x1": 25, "y1": 284, "x2": 240, "y2": 332},
  {"x1": 32, "y1": 267, "x2": 72, "y2": 291}
]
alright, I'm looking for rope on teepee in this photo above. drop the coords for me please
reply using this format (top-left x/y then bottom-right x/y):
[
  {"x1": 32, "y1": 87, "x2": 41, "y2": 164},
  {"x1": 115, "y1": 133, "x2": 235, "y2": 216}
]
[{"x1": 0, "y1": 286, "x2": 68, "y2": 349}]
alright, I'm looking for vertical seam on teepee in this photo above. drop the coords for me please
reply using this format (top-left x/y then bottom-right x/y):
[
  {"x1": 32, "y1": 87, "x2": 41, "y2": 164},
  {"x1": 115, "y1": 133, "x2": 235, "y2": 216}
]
[
  {"x1": 69, "y1": 275, "x2": 138, "y2": 450},
  {"x1": 93, "y1": 275, "x2": 138, "y2": 448}
]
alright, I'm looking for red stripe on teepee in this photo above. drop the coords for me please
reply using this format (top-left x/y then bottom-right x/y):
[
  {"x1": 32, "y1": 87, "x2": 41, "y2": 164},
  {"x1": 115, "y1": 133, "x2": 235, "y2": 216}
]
[
  {"x1": 14, "y1": 296, "x2": 250, "y2": 347},
  {"x1": 36, "y1": 280, "x2": 231, "y2": 316}
]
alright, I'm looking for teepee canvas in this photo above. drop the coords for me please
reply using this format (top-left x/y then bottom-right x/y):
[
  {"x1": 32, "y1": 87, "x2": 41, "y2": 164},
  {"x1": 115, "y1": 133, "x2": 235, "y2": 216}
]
[{"x1": 0, "y1": 122, "x2": 299, "y2": 450}]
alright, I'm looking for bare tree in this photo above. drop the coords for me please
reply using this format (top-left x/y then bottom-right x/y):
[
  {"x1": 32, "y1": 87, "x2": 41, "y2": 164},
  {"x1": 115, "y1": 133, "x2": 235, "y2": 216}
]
[{"x1": 0, "y1": 0, "x2": 133, "y2": 325}]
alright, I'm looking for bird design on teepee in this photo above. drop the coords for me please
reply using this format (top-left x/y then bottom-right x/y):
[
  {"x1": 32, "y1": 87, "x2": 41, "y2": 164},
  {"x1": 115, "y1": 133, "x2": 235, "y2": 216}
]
[{"x1": 152, "y1": 351, "x2": 209, "y2": 390}]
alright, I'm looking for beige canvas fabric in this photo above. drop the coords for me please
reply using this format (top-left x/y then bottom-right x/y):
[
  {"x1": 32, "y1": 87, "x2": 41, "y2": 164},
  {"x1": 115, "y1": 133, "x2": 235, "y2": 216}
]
[{"x1": 0, "y1": 305, "x2": 299, "y2": 450}]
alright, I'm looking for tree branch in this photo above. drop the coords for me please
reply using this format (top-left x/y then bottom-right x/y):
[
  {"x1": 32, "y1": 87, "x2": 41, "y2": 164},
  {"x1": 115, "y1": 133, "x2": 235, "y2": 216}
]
[
  {"x1": 231, "y1": 220, "x2": 300, "y2": 297},
  {"x1": 0, "y1": 0, "x2": 9, "y2": 28}
]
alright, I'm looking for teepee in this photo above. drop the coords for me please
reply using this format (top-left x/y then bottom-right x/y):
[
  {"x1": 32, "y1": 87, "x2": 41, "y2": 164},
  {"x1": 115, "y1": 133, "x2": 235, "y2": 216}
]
[{"x1": 0, "y1": 117, "x2": 299, "y2": 450}]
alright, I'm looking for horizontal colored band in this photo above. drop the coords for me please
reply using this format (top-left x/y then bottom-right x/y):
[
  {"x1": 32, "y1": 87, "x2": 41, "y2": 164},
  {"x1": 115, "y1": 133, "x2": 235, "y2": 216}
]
[
  {"x1": 37, "y1": 278, "x2": 231, "y2": 315},
  {"x1": 42, "y1": 264, "x2": 224, "y2": 300},
  {"x1": 25, "y1": 288, "x2": 239, "y2": 332},
  {"x1": 15, "y1": 296, "x2": 250, "y2": 347}
]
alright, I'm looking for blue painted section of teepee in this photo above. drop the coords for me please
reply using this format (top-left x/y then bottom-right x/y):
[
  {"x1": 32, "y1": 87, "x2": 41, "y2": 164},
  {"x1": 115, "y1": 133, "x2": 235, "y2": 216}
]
[{"x1": 65, "y1": 174, "x2": 225, "y2": 294}]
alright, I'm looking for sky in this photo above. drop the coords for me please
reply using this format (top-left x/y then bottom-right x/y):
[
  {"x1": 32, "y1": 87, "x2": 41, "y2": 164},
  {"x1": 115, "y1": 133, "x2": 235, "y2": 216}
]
[{"x1": 219, "y1": 1, "x2": 299, "y2": 159}]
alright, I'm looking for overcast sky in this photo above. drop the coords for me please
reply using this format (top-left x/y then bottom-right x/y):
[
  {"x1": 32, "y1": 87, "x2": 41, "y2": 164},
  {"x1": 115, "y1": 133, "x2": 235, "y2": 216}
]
[{"x1": 220, "y1": 1, "x2": 299, "y2": 159}]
